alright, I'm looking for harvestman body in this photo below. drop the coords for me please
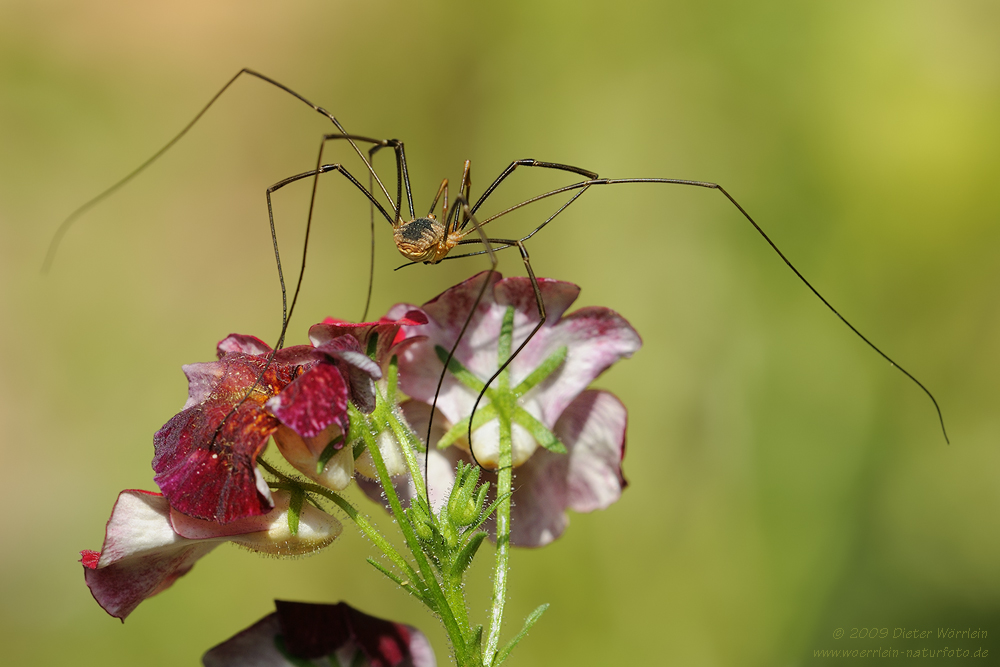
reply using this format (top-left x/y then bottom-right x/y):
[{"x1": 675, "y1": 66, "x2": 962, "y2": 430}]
[{"x1": 46, "y1": 69, "x2": 949, "y2": 477}]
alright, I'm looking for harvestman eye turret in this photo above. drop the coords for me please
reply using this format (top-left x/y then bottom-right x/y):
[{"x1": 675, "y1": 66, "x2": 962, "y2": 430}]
[{"x1": 46, "y1": 69, "x2": 949, "y2": 488}]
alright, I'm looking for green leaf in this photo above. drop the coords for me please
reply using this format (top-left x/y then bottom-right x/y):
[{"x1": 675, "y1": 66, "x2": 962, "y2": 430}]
[
  {"x1": 435, "y1": 345, "x2": 486, "y2": 393},
  {"x1": 366, "y1": 557, "x2": 429, "y2": 606},
  {"x1": 449, "y1": 531, "x2": 488, "y2": 577},
  {"x1": 514, "y1": 346, "x2": 567, "y2": 397},
  {"x1": 514, "y1": 408, "x2": 567, "y2": 454},
  {"x1": 493, "y1": 603, "x2": 549, "y2": 665}
]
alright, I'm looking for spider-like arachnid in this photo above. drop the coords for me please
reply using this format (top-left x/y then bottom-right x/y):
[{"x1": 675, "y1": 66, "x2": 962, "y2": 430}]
[{"x1": 45, "y1": 69, "x2": 948, "y2": 478}]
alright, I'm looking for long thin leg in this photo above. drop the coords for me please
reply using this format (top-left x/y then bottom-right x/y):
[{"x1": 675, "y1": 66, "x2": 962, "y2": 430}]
[
  {"x1": 465, "y1": 239, "x2": 546, "y2": 470},
  {"x1": 207, "y1": 162, "x2": 389, "y2": 450},
  {"x1": 307, "y1": 135, "x2": 409, "y2": 322},
  {"x1": 269, "y1": 163, "x2": 393, "y2": 348},
  {"x1": 44, "y1": 68, "x2": 394, "y2": 271},
  {"x1": 449, "y1": 161, "x2": 472, "y2": 234},
  {"x1": 314, "y1": 134, "x2": 406, "y2": 219},
  {"x1": 467, "y1": 159, "x2": 598, "y2": 221},
  {"x1": 424, "y1": 196, "x2": 497, "y2": 494},
  {"x1": 460, "y1": 175, "x2": 950, "y2": 444}
]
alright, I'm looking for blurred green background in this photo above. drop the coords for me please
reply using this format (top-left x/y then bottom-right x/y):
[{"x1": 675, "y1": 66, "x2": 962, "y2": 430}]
[{"x1": 2, "y1": 1, "x2": 998, "y2": 665}]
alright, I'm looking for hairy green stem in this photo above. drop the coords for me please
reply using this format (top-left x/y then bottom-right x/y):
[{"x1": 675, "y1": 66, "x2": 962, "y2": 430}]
[
  {"x1": 357, "y1": 416, "x2": 472, "y2": 664},
  {"x1": 485, "y1": 417, "x2": 513, "y2": 663}
]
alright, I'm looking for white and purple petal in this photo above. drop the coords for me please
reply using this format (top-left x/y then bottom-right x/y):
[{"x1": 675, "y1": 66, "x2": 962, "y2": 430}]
[
  {"x1": 387, "y1": 272, "x2": 640, "y2": 429},
  {"x1": 81, "y1": 490, "x2": 341, "y2": 621}
]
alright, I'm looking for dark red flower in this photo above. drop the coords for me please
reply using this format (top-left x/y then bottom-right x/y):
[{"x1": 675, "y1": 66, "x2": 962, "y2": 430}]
[
  {"x1": 152, "y1": 334, "x2": 315, "y2": 523},
  {"x1": 269, "y1": 312, "x2": 429, "y2": 490},
  {"x1": 202, "y1": 600, "x2": 436, "y2": 667}
]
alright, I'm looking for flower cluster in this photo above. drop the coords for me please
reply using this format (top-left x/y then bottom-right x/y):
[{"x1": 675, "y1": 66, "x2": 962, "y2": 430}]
[{"x1": 81, "y1": 271, "x2": 641, "y2": 641}]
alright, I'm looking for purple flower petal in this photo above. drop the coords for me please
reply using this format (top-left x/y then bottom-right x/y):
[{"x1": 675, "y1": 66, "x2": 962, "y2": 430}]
[
  {"x1": 82, "y1": 490, "x2": 341, "y2": 621},
  {"x1": 81, "y1": 490, "x2": 220, "y2": 621},
  {"x1": 202, "y1": 601, "x2": 436, "y2": 667},
  {"x1": 368, "y1": 392, "x2": 628, "y2": 547},
  {"x1": 387, "y1": 272, "x2": 641, "y2": 429},
  {"x1": 315, "y1": 336, "x2": 381, "y2": 413},
  {"x1": 505, "y1": 390, "x2": 628, "y2": 546}
]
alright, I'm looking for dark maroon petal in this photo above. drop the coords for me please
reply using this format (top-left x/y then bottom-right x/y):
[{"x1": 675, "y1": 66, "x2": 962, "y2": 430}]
[
  {"x1": 273, "y1": 344, "x2": 321, "y2": 366},
  {"x1": 310, "y1": 311, "x2": 428, "y2": 367},
  {"x1": 276, "y1": 601, "x2": 432, "y2": 666},
  {"x1": 153, "y1": 352, "x2": 300, "y2": 523},
  {"x1": 315, "y1": 336, "x2": 382, "y2": 414},
  {"x1": 217, "y1": 333, "x2": 273, "y2": 358},
  {"x1": 315, "y1": 336, "x2": 381, "y2": 380},
  {"x1": 266, "y1": 362, "x2": 350, "y2": 438},
  {"x1": 201, "y1": 613, "x2": 285, "y2": 667},
  {"x1": 203, "y1": 603, "x2": 436, "y2": 667}
]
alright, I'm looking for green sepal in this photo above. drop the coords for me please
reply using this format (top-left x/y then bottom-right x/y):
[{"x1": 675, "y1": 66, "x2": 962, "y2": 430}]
[
  {"x1": 497, "y1": 306, "x2": 515, "y2": 364},
  {"x1": 493, "y1": 603, "x2": 549, "y2": 666},
  {"x1": 447, "y1": 462, "x2": 485, "y2": 527},
  {"x1": 513, "y1": 346, "x2": 568, "y2": 398},
  {"x1": 514, "y1": 407, "x2": 567, "y2": 454},
  {"x1": 406, "y1": 500, "x2": 435, "y2": 544},
  {"x1": 466, "y1": 490, "x2": 512, "y2": 535},
  {"x1": 435, "y1": 345, "x2": 487, "y2": 393},
  {"x1": 437, "y1": 402, "x2": 498, "y2": 449},
  {"x1": 449, "y1": 531, "x2": 488, "y2": 578},
  {"x1": 287, "y1": 488, "x2": 304, "y2": 536},
  {"x1": 316, "y1": 434, "x2": 345, "y2": 474},
  {"x1": 366, "y1": 332, "x2": 379, "y2": 360}
]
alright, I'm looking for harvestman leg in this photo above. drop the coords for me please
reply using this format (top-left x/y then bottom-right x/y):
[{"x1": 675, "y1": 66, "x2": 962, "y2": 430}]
[
  {"x1": 45, "y1": 68, "x2": 395, "y2": 272},
  {"x1": 423, "y1": 195, "x2": 499, "y2": 478},
  {"x1": 265, "y1": 162, "x2": 395, "y2": 348},
  {"x1": 456, "y1": 174, "x2": 951, "y2": 445},
  {"x1": 209, "y1": 161, "x2": 394, "y2": 449},
  {"x1": 297, "y1": 134, "x2": 413, "y2": 322}
]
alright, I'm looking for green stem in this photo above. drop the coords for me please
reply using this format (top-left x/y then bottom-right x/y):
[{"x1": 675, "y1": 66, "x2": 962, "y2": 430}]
[
  {"x1": 386, "y1": 409, "x2": 427, "y2": 501},
  {"x1": 485, "y1": 416, "x2": 513, "y2": 663},
  {"x1": 358, "y1": 415, "x2": 472, "y2": 663},
  {"x1": 272, "y1": 478, "x2": 427, "y2": 603}
]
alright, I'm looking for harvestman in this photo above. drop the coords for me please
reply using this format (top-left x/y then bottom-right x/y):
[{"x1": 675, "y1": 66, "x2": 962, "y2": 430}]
[{"x1": 45, "y1": 69, "x2": 949, "y2": 481}]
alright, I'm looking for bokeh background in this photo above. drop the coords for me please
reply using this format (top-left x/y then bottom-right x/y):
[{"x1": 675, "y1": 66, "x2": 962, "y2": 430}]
[{"x1": 2, "y1": 1, "x2": 999, "y2": 665}]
